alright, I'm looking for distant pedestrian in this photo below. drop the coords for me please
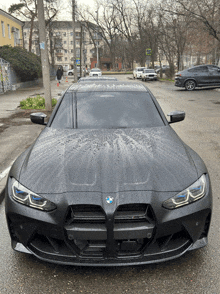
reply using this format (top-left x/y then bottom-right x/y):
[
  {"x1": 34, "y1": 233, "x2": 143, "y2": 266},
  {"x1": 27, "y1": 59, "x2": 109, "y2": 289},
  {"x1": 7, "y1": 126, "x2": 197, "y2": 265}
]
[{"x1": 56, "y1": 66, "x2": 63, "y2": 83}]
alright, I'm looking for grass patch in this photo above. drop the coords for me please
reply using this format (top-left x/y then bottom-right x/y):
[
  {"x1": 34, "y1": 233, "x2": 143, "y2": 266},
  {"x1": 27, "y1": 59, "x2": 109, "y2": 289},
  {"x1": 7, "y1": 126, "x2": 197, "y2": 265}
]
[
  {"x1": 20, "y1": 95, "x2": 57, "y2": 109},
  {"x1": 160, "y1": 78, "x2": 175, "y2": 82}
]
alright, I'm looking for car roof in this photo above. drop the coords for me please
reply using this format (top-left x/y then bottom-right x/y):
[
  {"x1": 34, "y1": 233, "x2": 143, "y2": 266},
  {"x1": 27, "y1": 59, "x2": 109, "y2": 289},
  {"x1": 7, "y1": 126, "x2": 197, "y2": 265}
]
[
  {"x1": 78, "y1": 77, "x2": 118, "y2": 82},
  {"x1": 186, "y1": 64, "x2": 219, "y2": 71},
  {"x1": 68, "y1": 81, "x2": 149, "y2": 93}
]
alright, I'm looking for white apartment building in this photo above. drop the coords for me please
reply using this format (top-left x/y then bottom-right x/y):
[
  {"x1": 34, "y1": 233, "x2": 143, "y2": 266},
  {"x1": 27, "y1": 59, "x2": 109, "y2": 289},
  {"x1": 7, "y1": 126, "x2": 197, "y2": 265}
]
[{"x1": 23, "y1": 21, "x2": 101, "y2": 71}]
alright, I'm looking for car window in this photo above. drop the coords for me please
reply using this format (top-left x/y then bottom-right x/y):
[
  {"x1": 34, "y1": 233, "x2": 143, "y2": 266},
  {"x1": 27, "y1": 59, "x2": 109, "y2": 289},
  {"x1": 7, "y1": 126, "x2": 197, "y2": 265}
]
[
  {"x1": 51, "y1": 93, "x2": 73, "y2": 128},
  {"x1": 91, "y1": 69, "x2": 101, "y2": 72},
  {"x1": 144, "y1": 70, "x2": 155, "y2": 73},
  {"x1": 188, "y1": 66, "x2": 208, "y2": 72},
  {"x1": 76, "y1": 92, "x2": 164, "y2": 129},
  {"x1": 137, "y1": 68, "x2": 144, "y2": 71},
  {"x1": 208, "y1": 65, "x2": 220, "y2": 72}
]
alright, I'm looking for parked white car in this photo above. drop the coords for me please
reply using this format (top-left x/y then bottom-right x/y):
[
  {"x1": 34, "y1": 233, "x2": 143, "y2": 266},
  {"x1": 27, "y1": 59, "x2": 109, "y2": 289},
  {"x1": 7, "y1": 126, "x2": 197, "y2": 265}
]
[
  {"x1": 89, "y1": 68, "x2": 102, "y2": 77},
  {"x1": 141, "y1": 69, "x2": 157, "y2": 81},
  {"x1": 133, "y1": 67, "x2": 145, "y2": 79},
  {"x1": 67, "y1": 67, "x2": 86, "y2": 78}
]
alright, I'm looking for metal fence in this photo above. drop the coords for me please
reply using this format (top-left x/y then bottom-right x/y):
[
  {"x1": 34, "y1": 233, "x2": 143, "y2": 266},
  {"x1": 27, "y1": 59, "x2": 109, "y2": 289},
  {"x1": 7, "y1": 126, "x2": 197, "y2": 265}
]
[{"x1": 0, "y1": 58, "x2": 11, "y2": 94}]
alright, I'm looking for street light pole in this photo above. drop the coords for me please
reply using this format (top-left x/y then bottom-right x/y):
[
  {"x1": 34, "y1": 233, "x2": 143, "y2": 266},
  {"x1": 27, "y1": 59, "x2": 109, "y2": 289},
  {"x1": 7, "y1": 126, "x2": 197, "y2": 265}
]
[{"x1": 72, "y1": 0, "x2": 77, "y2": 82}]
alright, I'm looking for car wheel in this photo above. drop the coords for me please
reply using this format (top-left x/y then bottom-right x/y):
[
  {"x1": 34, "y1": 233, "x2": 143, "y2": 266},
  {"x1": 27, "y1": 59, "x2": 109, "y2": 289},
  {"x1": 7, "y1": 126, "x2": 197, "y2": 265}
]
[
  {"x1": 133, "y1": 76, "x2": 135, "y2": 79},
  {"x1": 185, "y1": 80, "x2": 196, "y2": 91},
  {"x1": 68, "y1": 72, "x2": 73, "y2": 76}
]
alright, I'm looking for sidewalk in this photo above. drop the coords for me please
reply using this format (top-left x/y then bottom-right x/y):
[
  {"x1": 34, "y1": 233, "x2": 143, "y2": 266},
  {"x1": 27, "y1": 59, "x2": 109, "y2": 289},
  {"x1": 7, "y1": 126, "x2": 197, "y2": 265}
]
[
  {"x1": 0, "y1": 78, "x2": 72, "y2": 199},
  {"x1": 0, "y1": 78, "x2": 72, "y2": 120}
]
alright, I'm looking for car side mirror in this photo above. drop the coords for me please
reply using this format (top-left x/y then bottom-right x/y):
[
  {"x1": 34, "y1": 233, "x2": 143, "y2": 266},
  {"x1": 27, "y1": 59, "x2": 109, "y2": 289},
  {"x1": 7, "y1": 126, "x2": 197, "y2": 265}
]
[
  {"x1": 167, "y1": 111, "x2": 185, "y2": 124},
  {"x1": 30, "y1": 112, "x2": 47, "y2": 125}
]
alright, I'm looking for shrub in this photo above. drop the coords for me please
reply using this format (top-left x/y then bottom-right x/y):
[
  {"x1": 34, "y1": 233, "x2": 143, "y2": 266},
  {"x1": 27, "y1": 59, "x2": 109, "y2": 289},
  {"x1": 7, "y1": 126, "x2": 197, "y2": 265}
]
[
  {"x1": 0, "y1": 45, "x2": 42, "y2": 82},
  {"x1": 20, "y1": 95, "x2": 57, "y2": 109}
]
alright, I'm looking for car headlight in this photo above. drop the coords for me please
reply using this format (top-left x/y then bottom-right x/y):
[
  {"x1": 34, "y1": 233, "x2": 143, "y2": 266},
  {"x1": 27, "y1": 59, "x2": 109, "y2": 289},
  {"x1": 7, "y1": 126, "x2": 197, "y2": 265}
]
[
  {"x1": 11, "y1": 179, "x2": 56, "y2": 211},
  {"x1": 163, "y1": 174, "x2": 207, "y2": 210}
]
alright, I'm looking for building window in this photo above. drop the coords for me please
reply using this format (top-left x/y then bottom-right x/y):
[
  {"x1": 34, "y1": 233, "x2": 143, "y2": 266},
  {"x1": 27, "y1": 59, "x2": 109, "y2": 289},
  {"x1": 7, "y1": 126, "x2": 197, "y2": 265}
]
[
  {"x1": 65, "y1": 57, "x2": 67, "y2": 61},
  {"x1": 57, "y1": 57, "x2": 62, "y2": 61},
  {"x1": 70, "y1": 41, "x2": 73, "y2": 45},
  {"x1": 64, "y1": 50, "x2": 67, "y2": 53},
  {"x1": 71, "y1": 49, "x2": 73, "y2": 53},
  {"x1": 70, "y1": 32, "x2": 73, "y2": 36},
  {"x1": 7, "y1": 24, "x2": 11, "y2": 39},
  {"x1": 14, "y1": 28, "x2": 20, "y2": 46},
  {"x1": 63, "y1": 32, "x2": 66, "y2": 37},
  {"x1": 1, "y1": 21, "x2": 5, "y2": 37}
]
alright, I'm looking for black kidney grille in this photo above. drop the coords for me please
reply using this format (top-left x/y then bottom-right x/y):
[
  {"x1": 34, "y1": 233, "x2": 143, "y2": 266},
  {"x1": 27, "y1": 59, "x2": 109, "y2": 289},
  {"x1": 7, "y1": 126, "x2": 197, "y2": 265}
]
[
  {"x1": 65, "y1": 205, "x2": 106, "y2": 225},
  {"x1": 114, "y1": 204, "x2": 155, "y2": 224}
]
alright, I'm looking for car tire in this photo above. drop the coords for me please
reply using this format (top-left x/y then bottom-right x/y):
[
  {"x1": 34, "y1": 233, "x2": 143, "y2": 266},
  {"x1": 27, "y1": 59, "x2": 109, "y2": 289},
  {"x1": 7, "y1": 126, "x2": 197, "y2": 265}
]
[
  {"x1": 68, "y1": 72, "x2": 73, "y2": 76},
  {"x1": 185, "y1": 80, "x2": 196, "y2": 91}
]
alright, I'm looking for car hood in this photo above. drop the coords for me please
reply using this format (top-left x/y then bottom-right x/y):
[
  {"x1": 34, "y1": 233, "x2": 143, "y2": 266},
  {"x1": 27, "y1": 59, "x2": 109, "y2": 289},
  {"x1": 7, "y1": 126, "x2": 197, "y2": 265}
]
[{"x1": 19, "y1": 126, "x2": 199, "y2": 194}]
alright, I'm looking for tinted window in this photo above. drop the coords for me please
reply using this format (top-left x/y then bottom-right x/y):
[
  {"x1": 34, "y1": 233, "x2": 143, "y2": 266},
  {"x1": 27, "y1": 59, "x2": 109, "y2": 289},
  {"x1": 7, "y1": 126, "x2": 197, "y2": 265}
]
[
  {"x1": 91, "y1": 69, "x2": 101, "y2": 72},
  {"x1": 208, "y1": 65, "x2": 220, "y2": 72},
  {"x1": 51, "y1": 93, "x2": 73, "y2": 128},
  {"x1": 76, "y1": 92, "x2": 164, "y2": 129},
  {"x1": 188, "y1": 66, "x2": 208, "y2": 72},
  {"x1": 144, "y1": 69, "x2": 155, "y2": 73}
]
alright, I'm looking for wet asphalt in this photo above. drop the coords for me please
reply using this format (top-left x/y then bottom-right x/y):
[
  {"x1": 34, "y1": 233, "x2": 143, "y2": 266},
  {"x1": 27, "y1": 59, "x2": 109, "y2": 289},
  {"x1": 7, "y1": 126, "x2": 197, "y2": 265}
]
[{"x1": 0, "y1": 75, "x2": 220, "y2": 293}]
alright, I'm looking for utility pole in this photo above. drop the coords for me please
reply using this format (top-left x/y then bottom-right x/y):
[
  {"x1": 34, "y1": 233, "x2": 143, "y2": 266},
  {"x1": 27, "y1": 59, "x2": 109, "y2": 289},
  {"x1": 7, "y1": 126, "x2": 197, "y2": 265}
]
[
  {"x1": 37, "y1": 0, "x2": 52, "y2": 111},
  {"x1": 72, "y1": 0, "x2": 77, "y2": 82},
  {"x1": 96, "y1": 9, "x2": 99, "y2": 68}
]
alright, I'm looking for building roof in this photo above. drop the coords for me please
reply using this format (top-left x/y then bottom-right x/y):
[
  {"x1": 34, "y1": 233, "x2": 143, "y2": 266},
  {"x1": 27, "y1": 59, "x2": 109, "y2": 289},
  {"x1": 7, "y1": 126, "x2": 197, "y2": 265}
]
[
  {"x1": 0, "y1": 8, "x2": 24, "y2": 26},
  {"x1": 24, "y1": 20, "x2": 82, "y2": 30}
]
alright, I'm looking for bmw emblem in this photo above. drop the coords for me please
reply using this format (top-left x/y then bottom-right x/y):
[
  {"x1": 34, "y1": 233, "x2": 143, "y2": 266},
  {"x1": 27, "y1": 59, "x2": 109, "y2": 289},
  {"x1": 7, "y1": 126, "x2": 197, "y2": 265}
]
[{"x1": 106, "y1": 196, "x2": 114, "y2": 204}]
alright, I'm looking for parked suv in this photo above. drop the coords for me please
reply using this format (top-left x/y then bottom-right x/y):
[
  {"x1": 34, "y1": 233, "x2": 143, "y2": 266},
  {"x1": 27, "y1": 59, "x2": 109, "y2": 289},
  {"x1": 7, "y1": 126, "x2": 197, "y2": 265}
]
[
  {"x1": 141, "y1": 69, "x2": 157, "y2": 81},
  {"x1": 133, "y1": 67, "x2": 145, "y2": 79},
  {"x1": 175, "y1": 65, "x2": 220, "y2": 91}
]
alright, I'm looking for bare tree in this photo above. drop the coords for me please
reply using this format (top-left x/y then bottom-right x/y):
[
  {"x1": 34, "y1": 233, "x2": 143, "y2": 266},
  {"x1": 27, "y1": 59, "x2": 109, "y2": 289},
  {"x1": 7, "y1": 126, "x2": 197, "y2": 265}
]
[
  {"x1": 9, "y1": 0, "x2": 38, "y2": 52},
  {"x1": 163, "y1": 0, "x2": 220, "y2": 63}
]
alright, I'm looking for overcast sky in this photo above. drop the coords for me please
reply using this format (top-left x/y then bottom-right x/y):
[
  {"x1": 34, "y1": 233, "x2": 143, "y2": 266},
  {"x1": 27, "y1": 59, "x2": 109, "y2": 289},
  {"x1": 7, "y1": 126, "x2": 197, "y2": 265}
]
[{"x1": 0, "y1": 0, "x2": 95, "y2": 18}]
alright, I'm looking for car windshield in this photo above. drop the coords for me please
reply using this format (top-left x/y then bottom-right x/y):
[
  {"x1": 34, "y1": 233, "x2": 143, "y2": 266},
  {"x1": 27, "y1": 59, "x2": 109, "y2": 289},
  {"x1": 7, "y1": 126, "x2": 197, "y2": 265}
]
[
  {"x1": 91, "y1": 69, "x2": 101, "y2": 72},
  {"x1": 51, "y1": 91, "x2": 164, "y2": 129},
  {"x1": 137, "y1": 68, "x2": 144, "y2": 71},
  {"x1": 144, "y1": 70, "x2": 155, "y2": 73}
]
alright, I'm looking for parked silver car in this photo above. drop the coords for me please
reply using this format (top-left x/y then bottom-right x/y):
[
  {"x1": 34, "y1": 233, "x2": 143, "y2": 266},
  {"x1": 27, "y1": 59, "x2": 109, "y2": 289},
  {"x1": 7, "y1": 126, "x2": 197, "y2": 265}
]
[{"x1": 141, "y1": 69, "x2": 157, "y2": 81}]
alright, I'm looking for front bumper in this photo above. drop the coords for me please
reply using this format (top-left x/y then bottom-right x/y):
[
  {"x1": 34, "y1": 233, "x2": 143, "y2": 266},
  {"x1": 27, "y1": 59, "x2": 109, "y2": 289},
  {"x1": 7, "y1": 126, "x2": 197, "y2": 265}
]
[
  {"x1": 5, "y1": 178, "x2": 212, "y2": 266},
  {"x1": 175, "y1": 78, "x2": 185, "y2": 87},
  {"x1": 142, "y1": 75, "x2": 157, "y2": 80}
]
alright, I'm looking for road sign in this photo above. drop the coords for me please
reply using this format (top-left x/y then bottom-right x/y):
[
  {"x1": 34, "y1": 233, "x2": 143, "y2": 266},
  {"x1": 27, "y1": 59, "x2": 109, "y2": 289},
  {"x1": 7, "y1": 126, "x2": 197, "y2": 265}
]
[
  {"x1": 76, "y1": 59, "x2": 80, "y2": 65},
  {"x1": 146, "y1": 48, "x2": 152, "y2": 56}
]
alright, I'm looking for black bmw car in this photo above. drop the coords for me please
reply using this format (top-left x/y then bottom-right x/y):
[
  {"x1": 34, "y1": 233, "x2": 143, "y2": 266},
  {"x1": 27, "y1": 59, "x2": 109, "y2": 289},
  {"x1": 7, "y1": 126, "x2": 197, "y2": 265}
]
[
  {"x1": 175, "y1": 64, "x2": 220, "y2": 90},
  {"x1": 5, "y1": 81, "x2": 212, "y2": 266}
]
